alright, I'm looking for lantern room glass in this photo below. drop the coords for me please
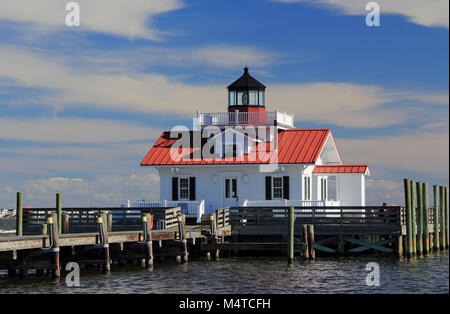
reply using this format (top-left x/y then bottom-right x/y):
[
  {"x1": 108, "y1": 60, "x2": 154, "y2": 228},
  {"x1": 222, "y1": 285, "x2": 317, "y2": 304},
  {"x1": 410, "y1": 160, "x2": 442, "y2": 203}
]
[
  {"x1": 229, "y1": 91, "x2": 236, "y2": 106},
  {"x1": 229, "y1": 89, "x2": 265, "y2": 107}
]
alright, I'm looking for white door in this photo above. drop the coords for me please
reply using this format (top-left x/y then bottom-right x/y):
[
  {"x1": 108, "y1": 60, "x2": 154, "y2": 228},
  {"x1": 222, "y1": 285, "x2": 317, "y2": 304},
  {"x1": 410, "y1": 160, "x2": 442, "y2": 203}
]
[{"x1": 223, "y1": 178, "x2": 238, "y2": 207}]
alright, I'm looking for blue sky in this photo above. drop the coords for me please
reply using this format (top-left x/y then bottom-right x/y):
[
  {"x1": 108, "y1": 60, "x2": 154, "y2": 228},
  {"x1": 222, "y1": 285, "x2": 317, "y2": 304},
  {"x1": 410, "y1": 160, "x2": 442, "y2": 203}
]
[{"x1": 0, "y1": 0, "x2": 448, "y2": 207}]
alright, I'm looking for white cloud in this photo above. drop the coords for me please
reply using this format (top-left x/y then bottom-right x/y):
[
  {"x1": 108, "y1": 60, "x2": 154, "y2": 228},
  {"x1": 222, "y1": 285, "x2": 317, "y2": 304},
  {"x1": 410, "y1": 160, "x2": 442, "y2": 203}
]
[
  {"x1": 0, "y1": 173, "x2": 160, "y2": 208},
  {"x1": 0, "y1": 117, "x2": 161, "y2": 143},
  {"x1": 0, "y1": 45, "x2": 447, "y2": 128},
  {"x1": 0, "y1": 0, "x2": 185, "y2": 40},
  {"x1": 270, "y1": 83, "x2": 448, "y2": 128},
  {"x1": 274, "y1": 0, "x2": 449, "y2": 28},
  {"x1": 338, "y1": 130, "x2": 449, "y2": 179},
  {"x1": 187, "y1": 45, "x2": 279, "y2": 68},
  {"x1": 365, "y1": 179, "x2": 404, "y2": 205}
]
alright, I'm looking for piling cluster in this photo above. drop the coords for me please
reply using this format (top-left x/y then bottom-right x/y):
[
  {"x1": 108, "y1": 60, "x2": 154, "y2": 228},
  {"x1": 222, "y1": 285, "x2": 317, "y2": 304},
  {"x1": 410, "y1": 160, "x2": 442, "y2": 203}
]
[
  {"x1": 400, "y1": 179, "x2": 449, "y2": 257},
  {"x1": 288, "y1": 206, "x2": 315, "y2": 264}
]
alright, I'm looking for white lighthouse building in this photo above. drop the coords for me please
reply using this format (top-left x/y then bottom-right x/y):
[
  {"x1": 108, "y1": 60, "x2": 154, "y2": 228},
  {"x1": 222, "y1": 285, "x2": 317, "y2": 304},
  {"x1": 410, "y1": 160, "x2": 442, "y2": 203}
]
[{"x1": 136, "y1": 67, "x2": 370, "y2": 221}]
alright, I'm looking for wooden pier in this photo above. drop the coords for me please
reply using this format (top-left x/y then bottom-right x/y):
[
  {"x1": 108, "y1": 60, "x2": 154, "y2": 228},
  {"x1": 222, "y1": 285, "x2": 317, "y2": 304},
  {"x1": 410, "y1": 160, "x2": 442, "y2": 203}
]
[{"x1": 1, "y1": 181, "x2": 449, "y2": 278}]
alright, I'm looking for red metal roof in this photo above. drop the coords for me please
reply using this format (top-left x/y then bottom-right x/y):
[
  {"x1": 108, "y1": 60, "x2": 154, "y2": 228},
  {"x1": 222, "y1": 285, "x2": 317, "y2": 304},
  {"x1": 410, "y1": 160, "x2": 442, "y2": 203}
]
[
  {"x1": 140, "y1": 129, "x2": 332, "y2": 166},
  {"x1": 313, "y1": 165, "x2": 369, "y2": 174}
]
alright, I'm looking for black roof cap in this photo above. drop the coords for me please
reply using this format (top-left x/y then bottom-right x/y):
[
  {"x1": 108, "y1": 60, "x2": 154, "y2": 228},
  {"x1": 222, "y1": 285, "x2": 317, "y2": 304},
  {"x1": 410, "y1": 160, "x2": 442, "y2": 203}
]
[{"x1": 227, "y1": 67, "x2": 266, "y2": 91}]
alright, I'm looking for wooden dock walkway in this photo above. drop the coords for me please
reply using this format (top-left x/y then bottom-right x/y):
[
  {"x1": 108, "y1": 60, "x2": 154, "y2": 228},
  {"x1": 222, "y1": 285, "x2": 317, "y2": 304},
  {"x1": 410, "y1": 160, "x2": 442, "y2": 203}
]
[{"x1": 0, "y1": 180, "x2": 448, "y2": 277}]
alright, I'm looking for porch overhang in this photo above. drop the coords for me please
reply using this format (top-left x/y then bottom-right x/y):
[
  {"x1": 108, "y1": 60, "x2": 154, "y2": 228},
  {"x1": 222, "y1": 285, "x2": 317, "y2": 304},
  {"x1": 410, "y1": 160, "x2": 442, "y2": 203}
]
[{"x1": 313, "y1": 165, "x2": 370, "y2": 176}]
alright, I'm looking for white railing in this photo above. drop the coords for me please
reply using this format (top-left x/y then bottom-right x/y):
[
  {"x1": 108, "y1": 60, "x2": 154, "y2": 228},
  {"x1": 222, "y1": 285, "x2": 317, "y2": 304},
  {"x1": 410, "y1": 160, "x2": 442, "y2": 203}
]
[
  {"x1": 126, "y1": 200, "x2": 205, "y2": 223},
  {"x1": 197, "y1": 110, "x2": 294, "y2": 128},
  {"x1": 242, "y1": 199, "x2": 341, "y2": 207},
  {"x1": 276, "y1": 111, "x2": 294, "y2": 127}
]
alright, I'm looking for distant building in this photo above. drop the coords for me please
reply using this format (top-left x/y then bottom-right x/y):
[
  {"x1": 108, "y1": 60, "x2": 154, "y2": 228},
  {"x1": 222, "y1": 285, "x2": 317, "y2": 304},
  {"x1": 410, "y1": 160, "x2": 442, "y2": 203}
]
[
  {"x1": 134, "y1": 67, "x2": 369, "y2": 221},
  {"x1": 0, "y1": 208, "x2": 15, "y2": 217}
]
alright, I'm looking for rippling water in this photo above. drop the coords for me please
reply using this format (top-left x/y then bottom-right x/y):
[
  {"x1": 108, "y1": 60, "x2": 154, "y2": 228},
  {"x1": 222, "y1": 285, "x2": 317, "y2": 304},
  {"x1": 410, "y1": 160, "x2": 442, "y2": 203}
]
[{"x1": 0, "y1": 252, "x2": 448, "y2": 294}]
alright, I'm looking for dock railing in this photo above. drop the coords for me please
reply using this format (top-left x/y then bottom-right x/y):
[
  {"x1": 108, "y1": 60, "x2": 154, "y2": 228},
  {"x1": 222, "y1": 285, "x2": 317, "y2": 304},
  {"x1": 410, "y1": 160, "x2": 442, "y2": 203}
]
[
  {"x1": 22, "y1": 207, "x2": 181, "y2": 235},
  {"x1": 126, "y1": 200, "x2": 205, "y2": 223},
  {"x1": 228, "y1": 206, "x2": 405, "y2": 235}
]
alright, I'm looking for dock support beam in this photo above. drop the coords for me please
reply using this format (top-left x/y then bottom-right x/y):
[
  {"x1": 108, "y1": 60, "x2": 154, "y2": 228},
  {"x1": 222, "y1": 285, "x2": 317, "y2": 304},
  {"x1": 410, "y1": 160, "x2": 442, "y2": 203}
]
[
  {"x1": 62, "y1": 214, "x2": 70, "y2": 234},
  {"x1": 410, "y1": 181, "x2": 417, "y2": 255},
  {"x1": 307, "y1": 224, "x2": 315, "y2": 260},
  {"x1": 107, "y1": 213, "x2": 113, "y2": 233},
  {"x1": 422, "y1": 182, "x2": 430, "y2": 254},
  {"x1": 287, "y1": 206, "x2": 295, "y2": 264},
  {"x1": 439, "y1": 186, "x2": 446, "y2": 249},
  {"x1": 16, "y1": 192, "x2": 23, "y2": 237},
  {"x1": 49, "y1": 213, "x2": 60, "y2": 278},
  {"x1": 142, "y1": 213, "x2": 154, "y2": 267},
  {"x1": 302, "y1": 224, "x2": 309, "y2": 259},
  {"x1": 396, "y1": 234, "x2": 403, "y2": 257},
  {"x1": 98, "y1": 213, "x2": 111, "y2": 272},
  {"x1": 178, "y1": 214, "x2": 188, "y2": 262},
  {"x1": 337, "y1": 235, "x2": 345, "y2": 256},
  {"x1": 416, "y1": 182, "x2": 423, "y2": 255},
  {"x1": 56, "y1": 193, "x2": 62, "y2": 234},
  {"x1": 446, "y1": 187, "x2": 449, "y2": 247},
  {"x1": 404, "y1": 179, "x2": 413, "y2": 256},
  {"x1": 433, "y1": 185, "x2": 440, "y2": 250}
]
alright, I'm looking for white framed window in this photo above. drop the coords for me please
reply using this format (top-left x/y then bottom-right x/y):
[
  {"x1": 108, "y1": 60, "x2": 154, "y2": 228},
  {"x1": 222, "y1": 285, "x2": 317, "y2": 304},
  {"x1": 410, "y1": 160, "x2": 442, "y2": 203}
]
[
  {"x1": 229, "y1": 91, "x2": 236, "y2": 106},
  {"x1": 272, "y1": 176, "x2": 283, "y2": 199},
  {"x1": 225, "y1": 178, "x2": 237, "y2": 199},
  {"x1": 259, "y1": 91, "x2": 264, "y2": 106},
  {"x1": 321, "y1": 177, "x2": 327, "y2": 200},
  {"x1": 249, "y1": 91, "x2": 258, "y2": 106},
  {"x1": 303, "y1": 176, "x2": 311, "y2": 201},
  {"x1": 179, "y1": 177, "x2": 189, "y2": 200}
]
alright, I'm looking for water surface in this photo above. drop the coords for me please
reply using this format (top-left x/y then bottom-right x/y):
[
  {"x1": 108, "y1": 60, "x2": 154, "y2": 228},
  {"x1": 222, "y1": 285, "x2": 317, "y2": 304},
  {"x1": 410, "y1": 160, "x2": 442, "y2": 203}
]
[{"x1": 0, "y1": 251, "x2": 448, "y2": 294}]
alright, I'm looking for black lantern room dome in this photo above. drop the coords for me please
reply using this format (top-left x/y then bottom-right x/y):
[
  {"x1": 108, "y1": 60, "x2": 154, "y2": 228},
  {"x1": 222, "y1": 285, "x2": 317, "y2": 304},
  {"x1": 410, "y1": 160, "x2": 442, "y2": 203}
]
[{"x1": 227, "y1": 67, "x2": 266, "y2": 109}]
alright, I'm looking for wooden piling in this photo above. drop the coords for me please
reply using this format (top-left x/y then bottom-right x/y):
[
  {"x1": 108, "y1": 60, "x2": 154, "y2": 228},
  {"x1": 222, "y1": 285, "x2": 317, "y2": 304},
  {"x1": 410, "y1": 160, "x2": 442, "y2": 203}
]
[
  {"x1": 56, "y1": 193, "x2": 62, "y2": 234},
  {"x1": 62, "y1": 214, "x2": 69, "y2": 234},
  {"x1": 396, "y1": 234, "x2": 403, "y2": 257},
  {"x1": 49, "y1": 213, "x2": 60, "y2": 278},
  {"x1": 422, "y1": 182, "x2": 430, "y2": 254},
  {"x1": 16, "y1": 192, "x2": 23, "y2": 237},
  {"x1": 107, "y1": 213, "x2": 113, "y2": 233},
  {"x1": 337, "y1": 235, "x2": 345, "y2": 255},
  {"x1": 416, "y1": 182, "x2": 423, "y2": 255},
  {"x1": 210, "y1": 214, "x2": 217, "y2": 239},
  {"x1": 178, "y1": 214, "x2": 188, "y2": 262},
  {"x1": 446, "y1": 187, "x2": 449, "y2": 247},
  {"x1": 410, "y1": 180, "x2": 417, "y2": 255},
  {"x1": 98, "y1": 214, "x2": 111, "y2": 272},
  {"x1": 404, "y1": 179, "x2": 413, "y2": 256},
  {"x1": 439, "y1": 186, "x2": 446, "y2": 249},
  {"x1": 142, "y1": 213, "x2": 153, "y2": 267},
  {"x1": 307, "y1": 224, "x2": 315, "y2": 260},
  {"x1": 302, "y1": 224, "x2": 309, "y2": 259},
  {"x1": 433, "y1": 185, "x2": 440, "y2": 250},
  {"x1": 287, "y1": 206, "x2": 295, "y2": 264}
]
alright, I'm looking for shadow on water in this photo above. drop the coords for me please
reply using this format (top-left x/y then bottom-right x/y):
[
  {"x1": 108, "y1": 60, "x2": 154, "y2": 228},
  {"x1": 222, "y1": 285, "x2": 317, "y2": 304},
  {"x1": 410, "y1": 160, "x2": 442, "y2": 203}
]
[{"x1": 0, "y1": 252, "x2": 448, "y2": 294}]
